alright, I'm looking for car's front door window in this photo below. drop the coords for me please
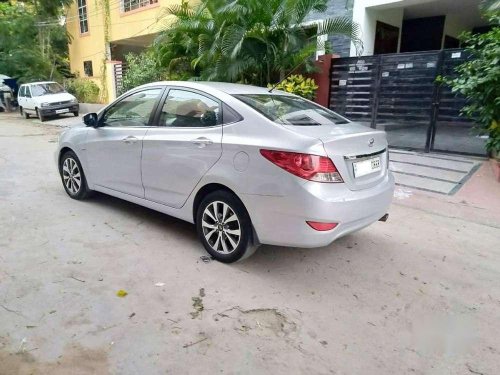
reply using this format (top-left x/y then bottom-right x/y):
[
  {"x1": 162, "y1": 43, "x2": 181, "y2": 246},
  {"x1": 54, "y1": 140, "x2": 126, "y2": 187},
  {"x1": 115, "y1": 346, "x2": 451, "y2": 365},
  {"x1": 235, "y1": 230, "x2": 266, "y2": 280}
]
[
  {"x1": 160, "y1": 89, "x2": 221, "y2": 127},
  {"x1": 102, "y1": 88, "x2": 162, "y2": 127}
]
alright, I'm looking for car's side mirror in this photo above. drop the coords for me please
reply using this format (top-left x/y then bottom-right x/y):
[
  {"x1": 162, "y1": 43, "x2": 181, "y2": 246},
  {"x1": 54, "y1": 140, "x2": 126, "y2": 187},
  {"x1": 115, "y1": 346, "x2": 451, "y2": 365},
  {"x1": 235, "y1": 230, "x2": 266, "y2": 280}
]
[{"x1": 83, "y1": 113, "x2": 99, "y2": 127}]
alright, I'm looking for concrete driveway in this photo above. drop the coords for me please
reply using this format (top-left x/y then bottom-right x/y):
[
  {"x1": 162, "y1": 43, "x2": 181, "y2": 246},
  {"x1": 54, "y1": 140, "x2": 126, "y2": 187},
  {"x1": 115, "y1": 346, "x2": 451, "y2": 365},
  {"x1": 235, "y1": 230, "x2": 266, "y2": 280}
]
[{"x1": 1, "y1": 114, "x2": 499, "y2": 374}]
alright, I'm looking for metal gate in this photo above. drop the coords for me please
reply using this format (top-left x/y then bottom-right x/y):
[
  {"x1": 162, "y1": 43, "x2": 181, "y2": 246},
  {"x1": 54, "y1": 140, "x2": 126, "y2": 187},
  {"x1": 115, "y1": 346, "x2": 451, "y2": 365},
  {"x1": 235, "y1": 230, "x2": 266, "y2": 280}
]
[
  {"x1": 113, "y1": 63, "x2": 126, "y2": 96},
  {"x1": 329, "y1": 49, "x2": 486, "y2": 155}
]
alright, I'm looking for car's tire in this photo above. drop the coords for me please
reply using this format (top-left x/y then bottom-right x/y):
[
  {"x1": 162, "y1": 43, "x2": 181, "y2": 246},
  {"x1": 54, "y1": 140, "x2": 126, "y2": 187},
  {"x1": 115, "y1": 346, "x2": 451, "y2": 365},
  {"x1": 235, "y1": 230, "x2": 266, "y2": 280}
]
[
  {"x1": 59, "y1": 151, "x2": 92, "y2": 200},
  {"x1": 36, "y1": 108, "x2": 45, "y2": 122},
  {"x1": 73, "y1": 111, "x2": 79, "y2": 117},
  {"x1": 196, "y1": 190, "x2": 257, "y2": 263}
]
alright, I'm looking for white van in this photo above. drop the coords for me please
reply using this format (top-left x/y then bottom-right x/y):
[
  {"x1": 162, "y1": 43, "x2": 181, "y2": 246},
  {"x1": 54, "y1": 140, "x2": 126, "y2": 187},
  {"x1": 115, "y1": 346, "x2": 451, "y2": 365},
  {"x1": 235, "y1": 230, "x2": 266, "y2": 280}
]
[{"x1": 17, "y1": 81, "x2": 79, "y2": 122}]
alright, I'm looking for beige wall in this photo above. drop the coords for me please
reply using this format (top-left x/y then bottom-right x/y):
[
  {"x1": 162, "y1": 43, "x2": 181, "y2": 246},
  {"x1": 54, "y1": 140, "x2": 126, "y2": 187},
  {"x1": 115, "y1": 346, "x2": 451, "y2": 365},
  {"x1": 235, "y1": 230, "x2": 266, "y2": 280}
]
[
  {"x1": 352, "y1": 6, "x2": 404, "y2": 56},
  {"x1": 66, "y1": 0, "x2": 181, "y2": 102}
]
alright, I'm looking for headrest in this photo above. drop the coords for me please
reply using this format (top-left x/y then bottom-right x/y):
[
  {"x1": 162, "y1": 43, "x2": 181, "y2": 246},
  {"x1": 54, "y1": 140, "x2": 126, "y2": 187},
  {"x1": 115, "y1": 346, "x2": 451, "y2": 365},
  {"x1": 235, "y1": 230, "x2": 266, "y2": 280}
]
[{"x1": 164, "y1": 98, "x2": 209, "y2": 117}]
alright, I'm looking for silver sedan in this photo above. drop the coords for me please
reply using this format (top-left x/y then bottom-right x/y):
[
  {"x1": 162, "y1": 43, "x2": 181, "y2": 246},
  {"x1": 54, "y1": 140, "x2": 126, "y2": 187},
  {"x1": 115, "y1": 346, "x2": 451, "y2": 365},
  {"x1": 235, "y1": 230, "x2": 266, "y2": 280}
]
[{"x1": 57, "y1": 82, "x2": 394, "y2": 262}]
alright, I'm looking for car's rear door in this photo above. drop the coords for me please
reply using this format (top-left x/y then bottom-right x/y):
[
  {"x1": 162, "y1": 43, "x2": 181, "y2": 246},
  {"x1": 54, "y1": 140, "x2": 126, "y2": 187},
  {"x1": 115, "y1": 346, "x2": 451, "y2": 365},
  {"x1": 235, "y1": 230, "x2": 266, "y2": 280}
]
[
  {"x1": 17, "y1": 85, "x2": 25, "y2": 108},
  {"x1": 24, "y1": 86, "x2": 36, "y2": 113},
  {"x1": 141, "y1": 87, "x2": 223, "y2": 208},
  {"x1": 85, "y1": 87, "x2": 164, "y2": 197}
]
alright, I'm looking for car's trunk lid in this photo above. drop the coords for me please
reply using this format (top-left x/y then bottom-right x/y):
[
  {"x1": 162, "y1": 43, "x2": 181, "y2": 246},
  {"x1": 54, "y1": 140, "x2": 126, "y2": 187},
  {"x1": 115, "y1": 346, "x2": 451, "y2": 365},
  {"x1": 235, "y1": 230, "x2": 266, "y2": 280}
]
[{"x1": 283, "y1": 122, "x2": 389, "y2": 191}]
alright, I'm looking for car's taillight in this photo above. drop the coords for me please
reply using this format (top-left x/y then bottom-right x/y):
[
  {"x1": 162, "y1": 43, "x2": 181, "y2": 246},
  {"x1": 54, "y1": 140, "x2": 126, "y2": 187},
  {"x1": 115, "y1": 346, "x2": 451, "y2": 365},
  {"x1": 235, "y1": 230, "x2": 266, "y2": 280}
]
[{"x1": 260, "y1": 149, "x2": 343, "y2": 183}]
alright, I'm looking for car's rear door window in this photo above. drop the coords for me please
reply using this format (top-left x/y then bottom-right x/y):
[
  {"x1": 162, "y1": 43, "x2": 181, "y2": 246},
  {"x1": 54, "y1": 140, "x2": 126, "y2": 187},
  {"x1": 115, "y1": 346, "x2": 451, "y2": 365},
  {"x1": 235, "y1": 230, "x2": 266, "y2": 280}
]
[{"x1": 159, "y1": 89, "x2": 221, "y2": 127}]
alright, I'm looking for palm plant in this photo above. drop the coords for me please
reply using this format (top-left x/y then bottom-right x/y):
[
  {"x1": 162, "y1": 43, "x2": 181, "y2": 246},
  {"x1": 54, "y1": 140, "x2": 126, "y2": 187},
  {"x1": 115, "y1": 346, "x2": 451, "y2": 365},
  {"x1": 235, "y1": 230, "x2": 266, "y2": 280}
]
[{"x1": 153, "y1": 0, "x2": 362, "y2": 85}]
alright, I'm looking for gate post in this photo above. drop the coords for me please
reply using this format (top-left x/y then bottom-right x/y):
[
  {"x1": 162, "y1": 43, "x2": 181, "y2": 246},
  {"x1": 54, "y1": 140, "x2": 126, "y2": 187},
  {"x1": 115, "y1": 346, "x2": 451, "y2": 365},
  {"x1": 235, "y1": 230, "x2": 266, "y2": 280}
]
[
  {"x1": 311, "y1": 54, "x2": 338, "y2": 108},
  {"x1": 370, "y1": 55, "x2": 383, "y2": 129},
  {"x1": 426, "y1": 49, "x2": 445, "y2": 152}
]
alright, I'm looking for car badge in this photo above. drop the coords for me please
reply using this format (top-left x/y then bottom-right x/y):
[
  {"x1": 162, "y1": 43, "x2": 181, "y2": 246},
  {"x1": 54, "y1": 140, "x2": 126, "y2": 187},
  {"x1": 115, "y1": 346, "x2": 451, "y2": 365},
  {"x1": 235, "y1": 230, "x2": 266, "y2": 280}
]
[{"x1": 368, "y1": 138, "x2": 375, "y2": 147}]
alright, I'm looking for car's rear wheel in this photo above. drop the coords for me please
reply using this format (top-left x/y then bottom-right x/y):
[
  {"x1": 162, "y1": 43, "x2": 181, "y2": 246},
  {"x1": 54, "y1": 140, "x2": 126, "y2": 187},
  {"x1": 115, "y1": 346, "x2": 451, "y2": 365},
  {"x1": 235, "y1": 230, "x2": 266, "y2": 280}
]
[
  {"x1": 20, "y1": 107, "x2": 29, "y2": 118},
  {"x1": 59, "y1": 151, "x2": 92, "y2": 200},
  {"x1": 196, "y1": 191, "x2": 256, "y2": 263}
]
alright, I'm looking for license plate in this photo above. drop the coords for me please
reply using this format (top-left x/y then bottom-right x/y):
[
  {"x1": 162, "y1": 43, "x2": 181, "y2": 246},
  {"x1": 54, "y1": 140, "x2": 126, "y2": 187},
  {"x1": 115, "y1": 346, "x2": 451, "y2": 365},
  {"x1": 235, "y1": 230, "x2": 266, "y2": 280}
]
[
  {"x1": 353, "y1": 157, "x2": 381, "y2": 178},
  {"x1": 55, "y1": 108, "x2": 69, "y2": 114}
]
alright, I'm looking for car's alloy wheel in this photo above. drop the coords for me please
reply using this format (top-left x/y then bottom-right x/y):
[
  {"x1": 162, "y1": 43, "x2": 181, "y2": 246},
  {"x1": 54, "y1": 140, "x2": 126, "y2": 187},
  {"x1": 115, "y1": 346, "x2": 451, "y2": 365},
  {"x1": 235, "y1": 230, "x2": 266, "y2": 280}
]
[
  {"x1": 62, "y1": 157, "x2": 81, "y2": 195},
  {"x1": 202, "y1": 201, "x2": 241, "y2": 254},
  {"x1": 196, "y1": 191, "x2": 257, "y2": 263},
  {"x1": 59, "y1": 151, "x2": 92, "y2": 200}
]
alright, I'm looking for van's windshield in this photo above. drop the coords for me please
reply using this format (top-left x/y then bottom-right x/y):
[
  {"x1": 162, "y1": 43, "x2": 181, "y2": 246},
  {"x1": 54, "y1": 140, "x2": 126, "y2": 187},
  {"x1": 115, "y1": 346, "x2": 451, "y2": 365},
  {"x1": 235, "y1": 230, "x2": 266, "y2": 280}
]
[
  {"x1": 234, "y1": 94, "x2": 349, "y2": 126},
  {"x1": 31, "y1": 82, "x2": 66, "y2": 96}
]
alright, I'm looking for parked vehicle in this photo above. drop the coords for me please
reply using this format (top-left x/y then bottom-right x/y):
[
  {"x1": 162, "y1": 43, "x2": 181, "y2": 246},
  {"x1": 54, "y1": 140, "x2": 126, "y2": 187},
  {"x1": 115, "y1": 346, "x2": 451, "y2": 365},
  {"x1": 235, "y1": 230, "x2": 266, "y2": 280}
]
[
  {"x1": 17, "y1": 81, "x2": 79, "y2": 122},
  {"x1": 56, "y1": 82, "x2": 394, "y2": 262}
]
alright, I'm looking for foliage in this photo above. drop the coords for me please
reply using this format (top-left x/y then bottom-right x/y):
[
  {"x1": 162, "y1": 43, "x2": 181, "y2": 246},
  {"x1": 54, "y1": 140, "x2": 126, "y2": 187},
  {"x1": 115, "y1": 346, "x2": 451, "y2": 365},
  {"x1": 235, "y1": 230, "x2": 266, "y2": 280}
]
[
  {"x1": 0, "y1": 2, "x2": 71, "y2": 82},
  {"x1": 65, "y1": 77, "x2": 100, "y2": 103},
  {"x1": 443, "y1": 12, "x2": 500, "y2": 153},
  {"x1": 153, "y1": 0, "x2": 362, "y2": 86},
  {"x1": 268, "y1": 75, "x2": 318, "y2": 100},
  {"x1": 121, "y1": 52, "x2": 166, "y2": 94}
]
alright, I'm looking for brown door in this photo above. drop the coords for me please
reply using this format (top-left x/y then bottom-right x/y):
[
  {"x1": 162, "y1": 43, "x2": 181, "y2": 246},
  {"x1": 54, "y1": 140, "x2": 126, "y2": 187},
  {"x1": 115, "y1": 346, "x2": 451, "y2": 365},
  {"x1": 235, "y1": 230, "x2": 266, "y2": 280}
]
[{"x1": 374, "y1": 21, "x2": 399, "y2": 55}]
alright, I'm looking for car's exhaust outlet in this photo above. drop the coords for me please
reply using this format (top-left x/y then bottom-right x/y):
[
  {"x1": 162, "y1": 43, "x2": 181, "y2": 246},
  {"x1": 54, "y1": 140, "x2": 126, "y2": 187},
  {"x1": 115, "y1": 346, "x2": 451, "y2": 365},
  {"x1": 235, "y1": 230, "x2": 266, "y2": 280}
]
[{"x1": 379, "y1": 213, "x2": 389, "y2": 222}]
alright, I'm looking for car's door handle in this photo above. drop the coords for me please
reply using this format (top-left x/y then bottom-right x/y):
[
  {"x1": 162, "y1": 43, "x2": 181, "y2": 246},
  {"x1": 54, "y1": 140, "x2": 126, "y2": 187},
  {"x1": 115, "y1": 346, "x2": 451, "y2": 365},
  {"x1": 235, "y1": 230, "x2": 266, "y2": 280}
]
[
  {"x1": 191, "y1": 137, "x2": 213, "y2": 147},
  {"x1": 122, "y1": 136, "x2": 138, "y2": 144}
]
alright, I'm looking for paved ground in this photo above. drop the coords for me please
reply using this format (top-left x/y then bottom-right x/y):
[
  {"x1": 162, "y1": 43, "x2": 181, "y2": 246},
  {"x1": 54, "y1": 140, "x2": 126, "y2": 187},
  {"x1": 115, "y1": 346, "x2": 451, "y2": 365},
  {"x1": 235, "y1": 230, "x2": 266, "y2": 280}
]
[
  {"x1": 1, "y1": 114, "x2": 500, "y2": 375},
  {"x1": 390, "y1": 150, "x2": 484, "y2": 195}
]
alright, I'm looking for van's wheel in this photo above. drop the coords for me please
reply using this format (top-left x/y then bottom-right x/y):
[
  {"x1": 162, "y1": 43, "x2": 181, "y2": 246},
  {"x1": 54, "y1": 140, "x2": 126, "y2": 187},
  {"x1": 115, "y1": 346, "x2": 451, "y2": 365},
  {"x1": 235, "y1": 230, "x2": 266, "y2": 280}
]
[
  {"x1": 36, "y1": 108, "x2": 45, "y2": 122},
  {"x1": 20, "y1": 107, "x2": 29, "y2": 118},
  {"x1": 73, "y1": 111, "x2": 79, "y2": 117},
  {"x1": 196, "y1": 190, "x2": 257, "y2": 263},
  {"x1": 59, "y1": 151, "x2": 92, "y2": 200}
]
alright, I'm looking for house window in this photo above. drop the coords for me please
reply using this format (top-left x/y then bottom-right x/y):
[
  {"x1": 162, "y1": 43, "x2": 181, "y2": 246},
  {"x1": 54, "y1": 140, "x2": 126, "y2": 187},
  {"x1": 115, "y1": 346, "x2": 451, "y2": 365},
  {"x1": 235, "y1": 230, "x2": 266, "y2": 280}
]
[
  {"x1": 122, "y1": 0, "x2": 158, "y2": 13},
  {"x1": 78, "y1": 0, "x2": 89, "y2": 34},
  {"x1": 83, "y1": 60, "x2": 93, "y2": 77}
]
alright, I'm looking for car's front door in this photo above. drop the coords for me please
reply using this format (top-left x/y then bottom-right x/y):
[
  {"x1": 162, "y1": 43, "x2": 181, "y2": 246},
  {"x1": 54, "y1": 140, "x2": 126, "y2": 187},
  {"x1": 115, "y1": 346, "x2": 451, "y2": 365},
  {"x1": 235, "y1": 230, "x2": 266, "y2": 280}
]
[
  {"x1": 85, "y1": 87, "x2": 164, "y2": 197},
  {"x1": 142, "y1": 88, "x2": 223, "y2": 208}
]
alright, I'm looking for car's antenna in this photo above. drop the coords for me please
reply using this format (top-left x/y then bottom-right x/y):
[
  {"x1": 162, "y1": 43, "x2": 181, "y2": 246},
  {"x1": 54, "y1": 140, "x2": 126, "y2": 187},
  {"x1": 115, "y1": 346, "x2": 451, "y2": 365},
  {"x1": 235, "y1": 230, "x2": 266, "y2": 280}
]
[{"x1": 268, "y1": 60, "x2": 308, "y2": 93}]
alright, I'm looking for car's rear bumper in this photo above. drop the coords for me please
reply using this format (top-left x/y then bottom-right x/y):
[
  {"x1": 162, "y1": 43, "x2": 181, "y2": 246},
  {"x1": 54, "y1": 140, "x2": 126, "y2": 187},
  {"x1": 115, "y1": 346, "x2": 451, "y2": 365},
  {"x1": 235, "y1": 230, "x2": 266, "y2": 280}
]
[
  {"x1": 40, "y1": 103, "x2": 79, "y2": 116},
  {"x1": 241, "y1": 172, "x2": 395, "y2": 248}
]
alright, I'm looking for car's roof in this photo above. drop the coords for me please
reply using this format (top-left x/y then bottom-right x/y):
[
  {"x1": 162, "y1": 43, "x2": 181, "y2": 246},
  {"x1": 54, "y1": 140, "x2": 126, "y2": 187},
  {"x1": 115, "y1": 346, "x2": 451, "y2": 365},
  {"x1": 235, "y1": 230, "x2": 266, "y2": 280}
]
[
  {"x1": 23, "y1": 81, "x2": 58, "y2": 85},
  {"x1": 139, "y1": 81, "x2": 291, "y2": 96}
]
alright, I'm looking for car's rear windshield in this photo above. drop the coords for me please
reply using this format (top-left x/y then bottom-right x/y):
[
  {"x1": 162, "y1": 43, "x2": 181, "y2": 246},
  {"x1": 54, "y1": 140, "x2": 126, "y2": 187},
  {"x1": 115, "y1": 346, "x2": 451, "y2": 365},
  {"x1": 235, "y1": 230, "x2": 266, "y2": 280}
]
[
  {"x1": 31, "y1": 82, "x2": 66, "y2": 96},
  {"x1": 234, "y1": 94, "x2": 349, "y2": 126}
]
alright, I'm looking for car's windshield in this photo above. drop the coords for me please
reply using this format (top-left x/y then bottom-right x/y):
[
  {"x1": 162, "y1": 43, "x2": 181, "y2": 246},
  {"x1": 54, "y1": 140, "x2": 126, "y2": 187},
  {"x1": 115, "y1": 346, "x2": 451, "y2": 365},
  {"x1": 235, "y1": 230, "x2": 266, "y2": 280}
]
[
  {"x1": 31, "y1": 82, "x2": 66, "y2": 96},
  {"x1": 234, "y1": 94, "x2": 349, "y2": 126}
]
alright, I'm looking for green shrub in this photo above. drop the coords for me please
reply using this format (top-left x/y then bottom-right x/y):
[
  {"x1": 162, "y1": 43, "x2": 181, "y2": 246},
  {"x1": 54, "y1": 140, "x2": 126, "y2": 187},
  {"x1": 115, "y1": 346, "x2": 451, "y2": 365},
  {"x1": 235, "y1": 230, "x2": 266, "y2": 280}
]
[
  {"x1": 65, "y1": 78, "x2": 100, "y2": 103},
  {"x1": 121, "y1": 52, "x2": 166, "y2": 94},
  {"x1": 268, "y1": 75, "x2": 319, "y2": 100},
  {"x1": 443, "y1": 12, "x2": 500, "y2": 154}
]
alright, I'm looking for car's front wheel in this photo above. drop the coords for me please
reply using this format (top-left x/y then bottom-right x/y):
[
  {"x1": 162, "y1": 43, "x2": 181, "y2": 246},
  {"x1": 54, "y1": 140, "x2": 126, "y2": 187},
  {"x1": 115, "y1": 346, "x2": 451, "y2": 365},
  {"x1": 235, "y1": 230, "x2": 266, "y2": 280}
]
[
  {"x1": 196, "y1": 191, "x2": 257, "y2": 263},
  {"x1": 59, "y1": 151, "x2": 92, "y2": 200},
  {"x1": 36, "y1": 108, "x2": 46, "y2": 122}
]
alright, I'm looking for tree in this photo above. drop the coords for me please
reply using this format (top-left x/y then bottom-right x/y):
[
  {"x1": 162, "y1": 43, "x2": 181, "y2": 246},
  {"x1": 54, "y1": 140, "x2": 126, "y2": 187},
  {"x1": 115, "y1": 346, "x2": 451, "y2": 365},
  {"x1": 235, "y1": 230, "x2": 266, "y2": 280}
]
[
  {"x1": 153, "y1": 0, "x2": 361, "y2": 85},
  {"x1": 0, "y1": 1, "x2": 71, "y2": 82},
  {"x1": 444, "y1": 11, "x2": 500, "y2": 154}
]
